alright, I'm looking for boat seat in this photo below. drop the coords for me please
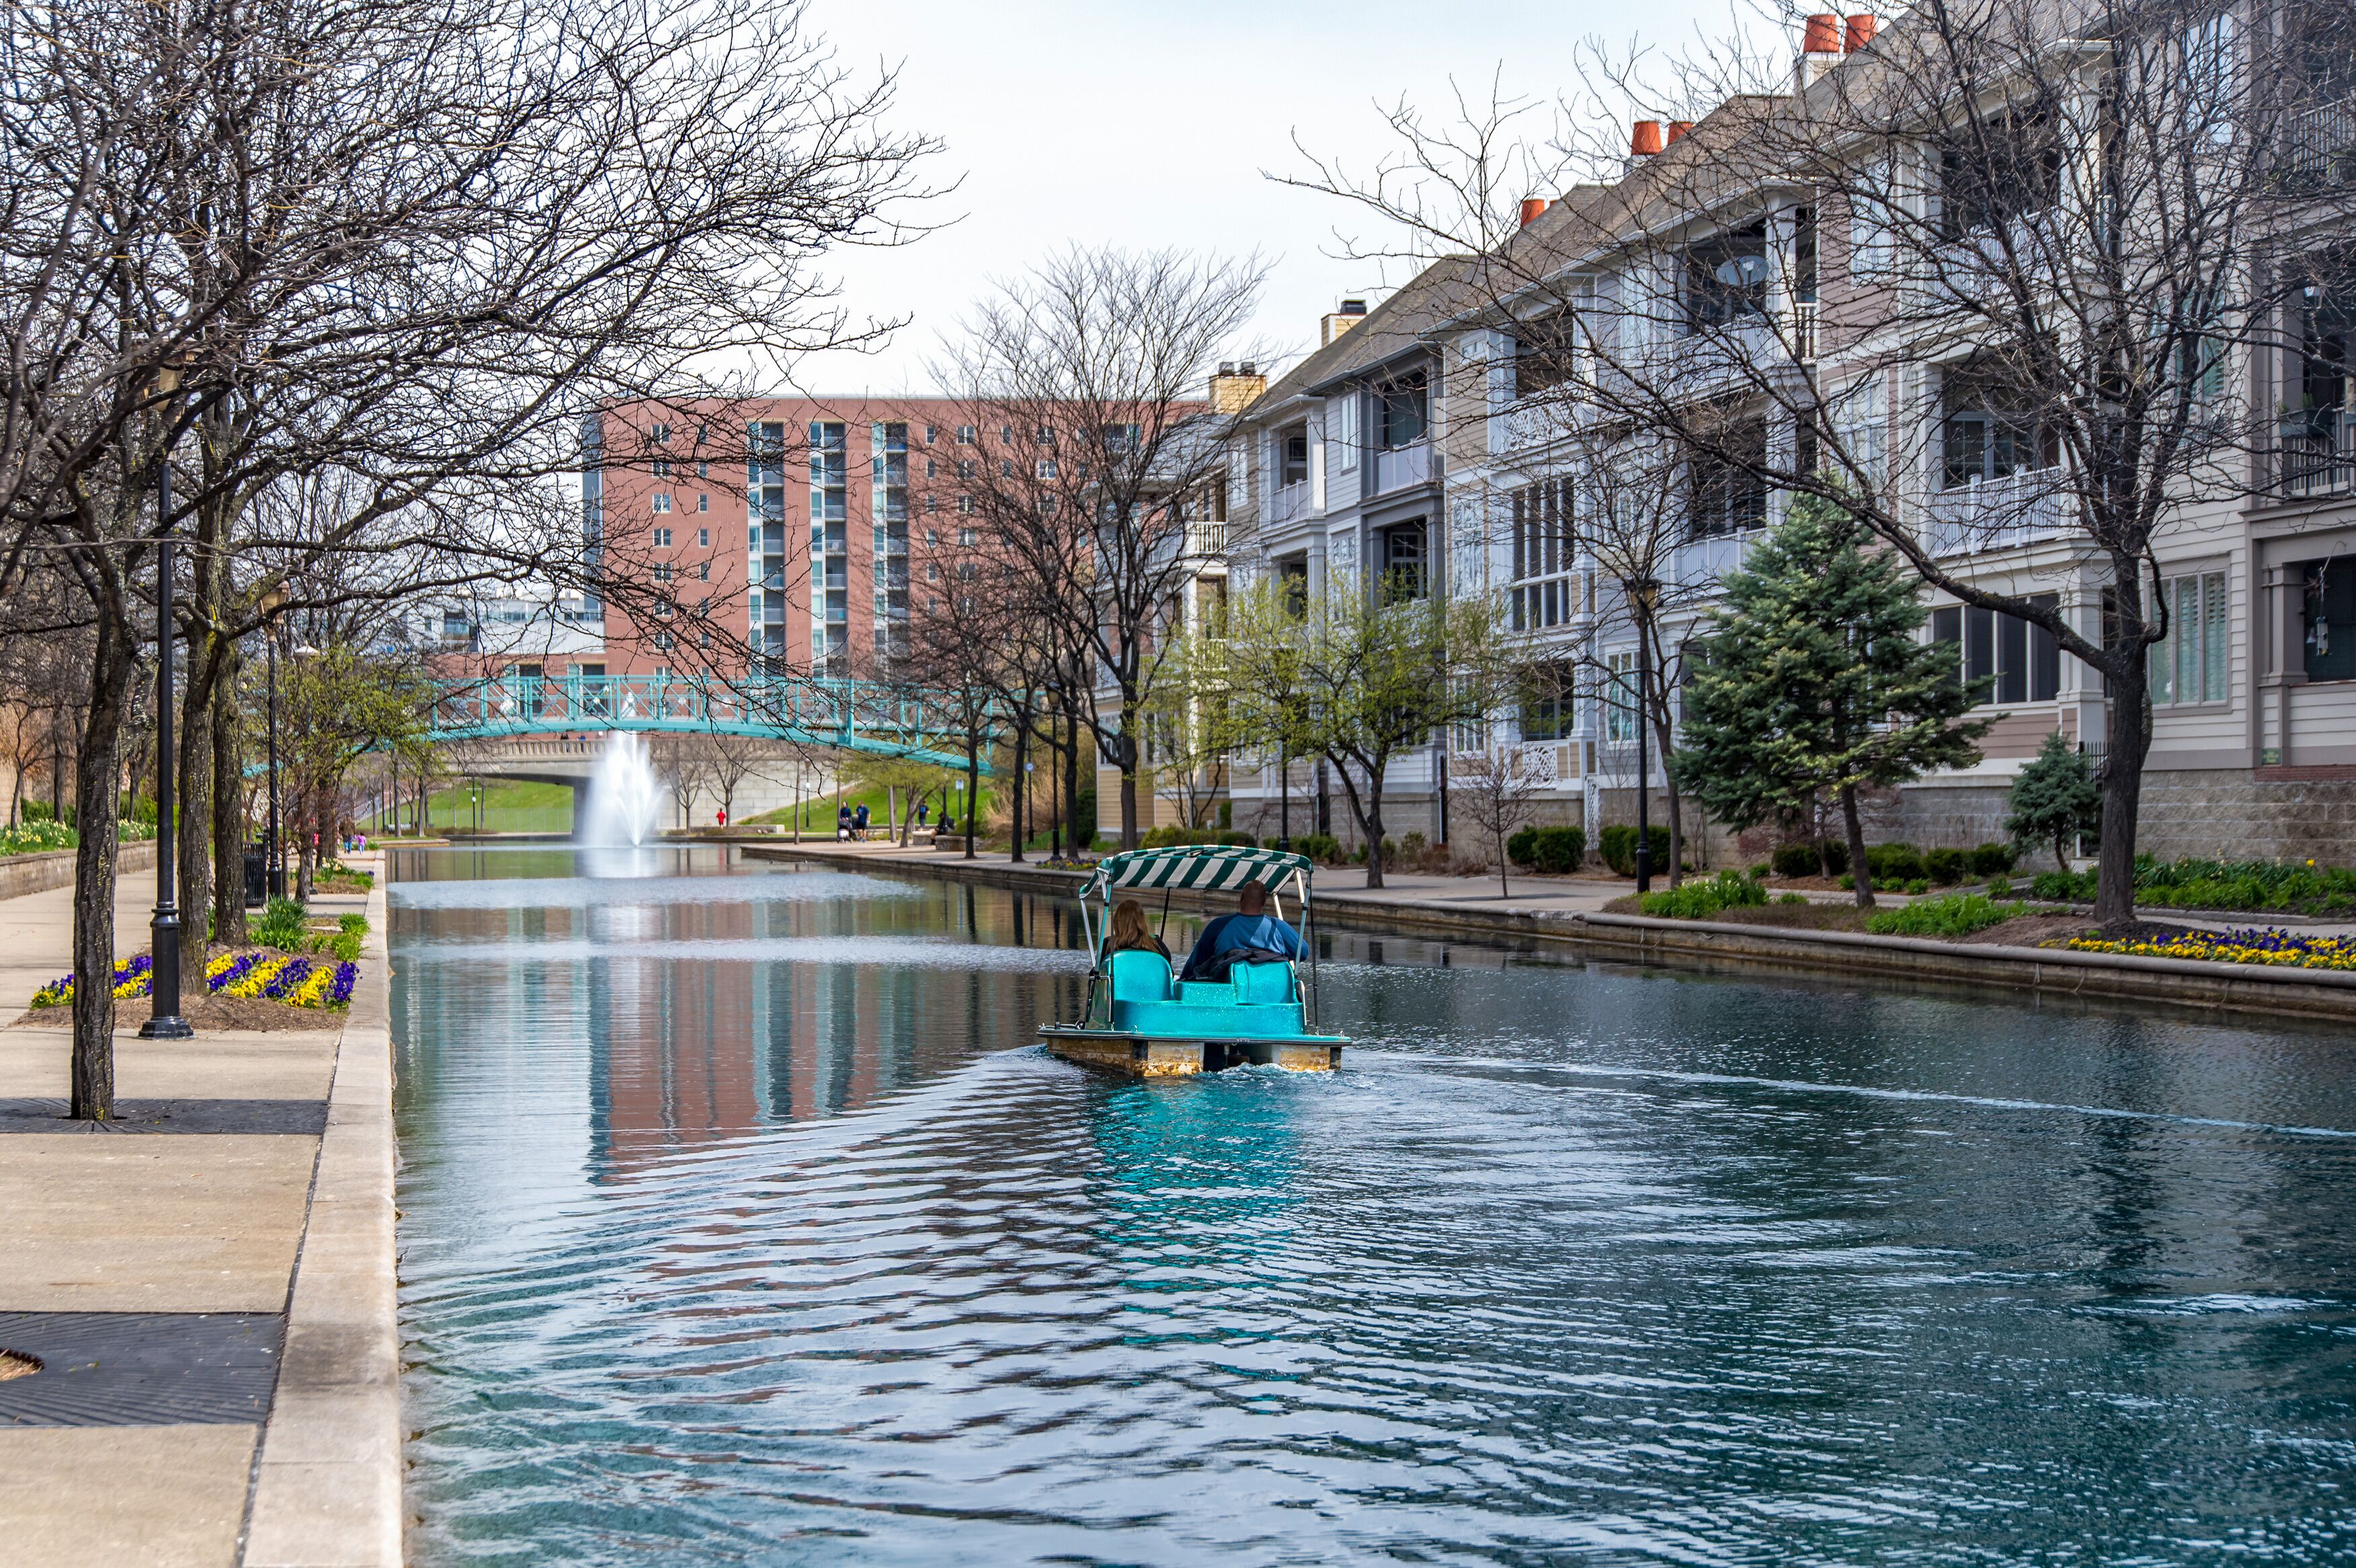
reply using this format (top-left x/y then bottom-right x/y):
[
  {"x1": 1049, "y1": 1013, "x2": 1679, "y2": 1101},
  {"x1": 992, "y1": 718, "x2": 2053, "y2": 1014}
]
[
  {"x1": 1107, "y1": 949, "x2": 1174, "y2": 1003},
  {"x1": 1231, "y1": 960, "x2": 1297, "y2": 1005}
]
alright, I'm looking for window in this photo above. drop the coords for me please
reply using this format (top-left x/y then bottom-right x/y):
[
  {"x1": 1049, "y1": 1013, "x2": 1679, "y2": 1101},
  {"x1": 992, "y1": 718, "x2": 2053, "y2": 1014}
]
[
  {"x1": 1278, "y1": 426, "x2": 1309, "y2": 487},
  {"x1": 1688, "y1": 422, "x2": 1769, "y2": 538},
  {"x1": 1605, "y1": 649, "x2": 1640, "y2": 742},
  {"x1": 1939, "y1": 104, "x2": 2061, "y2": 238},
  {"x1": 1942, "y1": 367, "x2": 2058, "y2": 487},
  {"x1": 2151, "y1": 571, "x2": 2229, "y2": 703},
  {"x1": 924, "y1": 458, "x2": 937, "y2": 478},
  {"x1": 1510, "y1": 476, "x2": 1577, "y2": 631},
  {"x1": 697, "y1": 528, "x2": 708, "y2": 546},
  {"x1": 809, "y1": 422, "x2": 847, "y2": 521},
  {"x1": 652, "y1": 526, "x2": 672, "y2": 546},
  {"x1": 924, "y1": 425, "x2": 937, "y2": 444},
  {"x1": 652, "y1": 460, "x2": 670, "y2": 478},
  {"x1": 1000, "y1": 459, "x2": 1014, "y2": 478},
  {"x1": 1333, "y1": 396, "x2": 1360, "y2": 472},
  {"x1": 697, "y1": 460, "x2": 708, "y2": 478},
  {"x1": 1037, "y1": 458, "x2": 1058, "y2": 479},
  {"x1": 1828, "y1": 375, "x2": 1887, "y2": 486},
  {"x1": 649, "y1": 422, "x2": 670, "y2": 443},
  {"x1": 1686, "y1": 221, "x2": 1769, "y2": 328},
  {"x1": 2301, "y1": 558, "x2": 2355, "y2": 681},
  {"x1": 956, "y1": 458, "x2": 975, "y2": 479},
  {"x1": 1000, "y1": 424, "x2": 1014, "y2": 444},
  {"x1": 653, "y1": 562, "x2": 672, "y2": 583},
  {"x1": 697, "y1": 561, "x2": 709, "y2": 581},
  {"x1": 925, "y1": 562, "x2": 939, "y2": 581},
  {"x1": 1520, "y1": 666, "x2": 1574, "y2": 742},
  {"x1": 652, "y1": 493, "x2": 672, "y2": 514},
  {"x1": 1377, "y1": 371, "x2": 1428, "y2": 448},
  {"x1": 1849, "y1": 153, "x2": 1900, "y2": 280},
  {"x1": 1380, "y1": 520, "x2": 1428, "y2": 601},
  {"x1": 654, "y1": 629, "x2": 672, "y2": 650},
  {"x1": 1932, "y1": 593, "x2": 2060, "y2": 703},
  {"x1": 958, "y1": 495, "x2": 974, "y2": 515},
  {"x1": 1515, "y1": 314, "x2": 1578, "y2": 399},
  {"x1": 956, "y1": 425, "x2": 975, "y2": 444},
  {"x1": 1102, "y1": 423, "x2": 1140, "y2": 454},
  {"x1": 957, "y1": 528, "x2": 977, "y2": 546}
]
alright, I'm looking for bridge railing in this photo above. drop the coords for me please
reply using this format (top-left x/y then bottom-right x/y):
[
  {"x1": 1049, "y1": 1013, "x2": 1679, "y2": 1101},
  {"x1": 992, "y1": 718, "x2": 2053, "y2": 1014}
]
[{"x1": 429, "y1": 672, "x2": 977, "y2": 762}]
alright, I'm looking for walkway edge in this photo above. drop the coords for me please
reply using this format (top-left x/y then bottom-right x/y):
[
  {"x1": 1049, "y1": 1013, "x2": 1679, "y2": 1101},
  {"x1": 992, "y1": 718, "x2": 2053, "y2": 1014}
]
[
  {"x1": 242, "y1": 866, "x2": 401, "y2": 1568},
  {"x1": 742, "y1": 843, "x2": 2356, "y2": 1023}
]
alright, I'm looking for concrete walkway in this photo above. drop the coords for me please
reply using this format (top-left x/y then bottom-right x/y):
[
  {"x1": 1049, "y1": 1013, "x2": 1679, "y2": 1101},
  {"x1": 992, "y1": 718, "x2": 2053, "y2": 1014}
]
[{"x1": 0, "y1": 858, "x2": 394, "y2": 1568}]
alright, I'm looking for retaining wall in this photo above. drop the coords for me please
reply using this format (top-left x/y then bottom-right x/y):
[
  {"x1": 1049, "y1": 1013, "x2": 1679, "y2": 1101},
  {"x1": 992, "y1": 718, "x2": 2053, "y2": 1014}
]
[{"x1": 0, "y1": 840, "x2": 157, "y2": 902}]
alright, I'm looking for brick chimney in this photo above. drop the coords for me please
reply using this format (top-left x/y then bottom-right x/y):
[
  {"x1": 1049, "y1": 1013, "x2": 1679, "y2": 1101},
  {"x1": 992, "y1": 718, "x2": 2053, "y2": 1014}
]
[
  {"x1": 1208, "y1": 361, "x2": 1266, "y2": 415},
  {"x1": 1320, "y1": 298, "x2": 1368, "y2": 348}
]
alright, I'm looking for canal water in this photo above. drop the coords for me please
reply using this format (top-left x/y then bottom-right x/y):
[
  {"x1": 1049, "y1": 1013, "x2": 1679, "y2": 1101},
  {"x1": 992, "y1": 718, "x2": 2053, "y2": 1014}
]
[{"x1": 391, "y1": 847, "x2": 2356, "y2": 1565}]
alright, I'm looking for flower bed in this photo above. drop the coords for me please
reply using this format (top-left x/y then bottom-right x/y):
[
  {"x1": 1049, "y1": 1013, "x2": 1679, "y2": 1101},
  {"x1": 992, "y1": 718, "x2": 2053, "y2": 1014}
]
[
  {"x1": 2065, "y1": 927, "x2": 2356, "y2": 972},
  {"x1": 30, "y1": 949, "x2": 361, "y2": 1010}
]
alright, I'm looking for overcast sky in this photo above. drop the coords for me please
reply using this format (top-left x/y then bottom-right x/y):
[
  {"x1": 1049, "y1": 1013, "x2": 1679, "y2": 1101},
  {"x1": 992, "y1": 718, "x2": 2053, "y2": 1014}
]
[{"x1": 782, "y1": 0, "x2": 1757, "y2": 397}]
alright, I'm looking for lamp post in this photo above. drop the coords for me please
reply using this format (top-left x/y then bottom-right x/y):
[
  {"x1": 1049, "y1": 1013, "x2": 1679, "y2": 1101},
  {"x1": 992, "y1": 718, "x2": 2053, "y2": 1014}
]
[
  {"x1": 1628, "y1": 577, "x2": 1661, "y2": 895},
  {"x1": 142, "y1": 368, "x2": 194, "y2": 1040},
  {"x1": 258, "y1": 587, "x2": 287, "y2": 899}
]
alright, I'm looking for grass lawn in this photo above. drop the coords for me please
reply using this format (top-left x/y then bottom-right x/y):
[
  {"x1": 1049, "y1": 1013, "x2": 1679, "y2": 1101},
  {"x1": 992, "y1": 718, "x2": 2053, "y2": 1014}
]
[
  {"x1": 744, "y1": 784, "x2": 995, "y2": 835},
  {"x1": 370, "y1": 778, "x2": 576, "y2": 834}
]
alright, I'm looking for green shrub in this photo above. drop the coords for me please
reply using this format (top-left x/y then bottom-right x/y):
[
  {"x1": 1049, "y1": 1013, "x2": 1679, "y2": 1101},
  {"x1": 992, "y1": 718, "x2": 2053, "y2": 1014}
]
[
  {"x1": 1747, "y1": 861, "x2": 1771, "y2": 880},
  {"x1": 326, "y1": 930, "x2": 363, "y2": 963},
  {"x1": 1838, "y1": 873, "x2": 1855, "y2": 890},
  {"x1": 1987, "y1": 876, "x2": 2013, "y2": 897},
  {"x1": 1903, "y1": 878, "x2": 1931, "y2": 895},
  {"x1": 1770, "y1": 841, "x2": 1823, "y2": 878},
  {"x1": 1864, "y1": 893, "x2": 2032, "y2": 937},
  {"x1": 1599, "y1": 824, "x2": 1672, "y2": 877},
  {"x1": 1292, "y1": 832, "x2": 1341, "y2": 864},
  {"x1": 338, "y1": 913, "x2": 368, "y2": 935},
  {"x1": 1400, "y1": 830, "x2": 1427, "y2": 856},
  {"x1": 1505, "y1": 828, "x2": 1541, "y2": 867},
  {"x1": 1924, "y1": 846, "x2": 1968, "y2": 884},
  {"x1": 253, "y1": 897, "x2": 308, "y2": 952},
  {"x1": 1531, "y1": 826, "x2": 1587, "y2": 874},
  {"x1": 1639, "y1": 869, "x2": 1768, "y2": 920},
  {"x1": 1968, "y1": 841, "x2": 2018, "y2": 876},
  {"x1": 1777, "y1": 891, "x2": 1807, "y2": 905},
  {"x1": 1218, "y1": 830, "x2": 1257, "y2": 848},
  {"x1": 1865, "y1": 842, "x2": 1925, "y2": 883}
]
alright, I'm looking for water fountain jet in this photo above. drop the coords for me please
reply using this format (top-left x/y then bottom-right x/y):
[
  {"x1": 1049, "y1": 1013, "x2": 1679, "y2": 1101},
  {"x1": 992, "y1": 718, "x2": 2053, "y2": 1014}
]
[{"x1": 581, "y1": 732, "x2": 664, "y2": 848}]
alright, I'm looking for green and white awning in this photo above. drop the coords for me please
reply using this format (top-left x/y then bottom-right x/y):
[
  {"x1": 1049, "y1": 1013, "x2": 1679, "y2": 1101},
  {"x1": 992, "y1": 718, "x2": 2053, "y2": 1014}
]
[{"x1": 1086, "y1": 845, "x2": 1314, "y2": 898}]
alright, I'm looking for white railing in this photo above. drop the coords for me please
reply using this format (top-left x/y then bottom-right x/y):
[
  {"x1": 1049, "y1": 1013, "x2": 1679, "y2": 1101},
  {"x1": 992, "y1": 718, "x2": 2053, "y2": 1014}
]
[
  {"x1": 1504, "y1": 402, "x2": 1564, "y2": 450},
  {"x1": 1673, "y1": 530, "x2": 1751, "y2": 590},
  {"x1": 1924, "y1": 470, "x2": 2074, "y2": 557},
  {"x1": 1185, "y1": 521, "x2": 1231, "y2": 559},
  {"x1": 1789, "y1": 300, "x2": 1817, "y2": 363},
  {"x1": 1266, "y1": 482, "x2": 1309, "y2": 526},
  {"x1": 1373, "y1": 441, "x2": 1434, "y2": 495},
  {"x1": 2283, "y1": 96, "x2": 2355, "y2": 184}
]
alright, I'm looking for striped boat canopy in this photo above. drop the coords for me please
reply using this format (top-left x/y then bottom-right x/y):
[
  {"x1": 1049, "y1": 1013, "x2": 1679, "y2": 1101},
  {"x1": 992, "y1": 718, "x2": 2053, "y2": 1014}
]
[{"x1": 1086, "y1": 845, "x2": 1314, "y2": 898}]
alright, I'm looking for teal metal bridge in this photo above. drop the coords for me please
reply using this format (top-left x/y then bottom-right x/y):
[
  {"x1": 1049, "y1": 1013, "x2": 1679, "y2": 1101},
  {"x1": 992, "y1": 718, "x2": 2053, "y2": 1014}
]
[{"x1": 429, "y1": 673, "x2": 986, "y2": 773}]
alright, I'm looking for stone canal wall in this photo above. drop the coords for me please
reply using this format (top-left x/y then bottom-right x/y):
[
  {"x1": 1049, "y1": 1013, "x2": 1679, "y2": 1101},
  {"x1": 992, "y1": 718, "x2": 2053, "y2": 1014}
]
[{"x1": 741, "y1": 843, "x2": 2356, "y2": 1026}]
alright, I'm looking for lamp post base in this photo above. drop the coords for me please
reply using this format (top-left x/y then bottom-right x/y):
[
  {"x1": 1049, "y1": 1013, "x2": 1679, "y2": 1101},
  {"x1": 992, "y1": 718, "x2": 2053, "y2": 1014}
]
[{"x1": 138, "y1": 1015, "x2": 196, "y2": 1040}]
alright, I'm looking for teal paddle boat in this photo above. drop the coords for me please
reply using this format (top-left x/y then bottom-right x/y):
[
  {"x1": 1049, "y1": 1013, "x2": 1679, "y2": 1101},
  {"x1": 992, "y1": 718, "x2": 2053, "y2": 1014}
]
[{"x1": 1040, "y1": 845, "x2": 1346, "y2": 1077}]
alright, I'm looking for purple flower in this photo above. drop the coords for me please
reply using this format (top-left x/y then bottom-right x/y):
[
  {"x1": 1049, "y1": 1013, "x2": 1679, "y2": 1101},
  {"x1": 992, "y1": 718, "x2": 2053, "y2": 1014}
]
[{"x1": 262, "y1": 957, "x2": 312, "y2": 1000}]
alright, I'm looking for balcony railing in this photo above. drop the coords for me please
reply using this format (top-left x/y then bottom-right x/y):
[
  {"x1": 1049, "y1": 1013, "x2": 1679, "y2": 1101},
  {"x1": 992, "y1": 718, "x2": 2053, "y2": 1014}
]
[
  {"x1": 2282, "y1": 96, "x2": 2356, "y2": 185},
  {"x1": 1673, "y1": 530, "x2": 1752, "y2": 590},
  {"x1": 1924, "y1": 470, "x2": 2075, "y2": 556},
  {"x1": 1373, "y1": 440, "x2": 1434, "y2": 495},
  {"x1": 2280, "y1": 408, "x2": 2356, "y2": 497},
  {"x1": 1789, "y1": 299, "x2": 1817, "y2": 363},
  {"x1": 1184, "y1": 521, "x2": 1231, "y2": 558},
  {"x1": 1266, "y1": 481, "x2": 1309, "y2": 527}
]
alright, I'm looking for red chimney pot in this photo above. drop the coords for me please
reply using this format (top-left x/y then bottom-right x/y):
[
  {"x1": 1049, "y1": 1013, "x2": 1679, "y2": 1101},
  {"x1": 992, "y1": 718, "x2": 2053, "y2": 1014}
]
[
  {"x1": 1843, "y1": 13, "x2": 1878, "y2": 51},
  {"x1": 1802, "y1": 13, "x2": 1840, "y2": 52},
  {"x1": 1665, "y1": 120, "x2": 1694, "y2": 145},
  {"x1": 1631, "y1": 119, "x2": 1664, "y2": 157},
  {"x1": 1518, "y1": 196, "x2": 1550, "y2": 227}
]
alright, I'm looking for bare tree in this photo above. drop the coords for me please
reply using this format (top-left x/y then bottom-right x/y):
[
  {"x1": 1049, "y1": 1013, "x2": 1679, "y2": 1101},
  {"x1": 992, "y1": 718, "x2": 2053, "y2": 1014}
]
[
  {"x1": 1454, "y1": 745, "x2": 1553, "y2": 897},
  {"x1": 648, "y1": 733, "x2": 710, "y2": 830},
  {"x1": 936, "y1": 247, "x2": 1263, "y2": 847}
]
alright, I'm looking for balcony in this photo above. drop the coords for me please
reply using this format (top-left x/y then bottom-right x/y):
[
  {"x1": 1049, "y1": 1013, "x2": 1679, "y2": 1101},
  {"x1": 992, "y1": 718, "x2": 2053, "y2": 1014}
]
[
  {"x1": 1504, "y1": 401, "x2": 1564, "y2": 450},
  {"x1": 2281, "y1": 96, "x2": 2356, "y2": 186},
  {"x1": 1267, "y1": 482, "x2": 1309, "y2": 527},
  {"x1": 1673, "y1": 530, "x2": 1752, "y2": 590},
  {"x1": 1185, "y1": 521, "x2": 1231, "y2": 559},
  {"x1": 1373, "y1": 441, "x2": 1434, "y2": 495},
  {"x1": 1924, "y1": 470, "x2": 2074, "y2": 556},
  {"x1": 1789, "y1": 300, "x2": 1817, "y2": 363},
  {"x1": 2279, "y1": 408, "x2": 2355, "y2": 497}
]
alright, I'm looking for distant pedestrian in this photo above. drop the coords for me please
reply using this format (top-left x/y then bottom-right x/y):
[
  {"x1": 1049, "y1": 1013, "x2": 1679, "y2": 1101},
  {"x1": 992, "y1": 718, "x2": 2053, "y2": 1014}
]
[
  {"x1": 853, "y1": 803, "x2": 870, "y2": 840},
  {"x1": 715, "y1": 808, "x2": 727, "y2": 828},
  {"x1": 916, "y1": 800, "x2": 930, "y2": 828}
]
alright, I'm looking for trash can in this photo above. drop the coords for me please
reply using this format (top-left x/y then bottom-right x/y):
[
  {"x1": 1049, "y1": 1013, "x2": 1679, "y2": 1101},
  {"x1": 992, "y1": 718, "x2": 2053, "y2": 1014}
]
[{"x1": 242, "y1": 849, "x2": 267, "y2": 907}]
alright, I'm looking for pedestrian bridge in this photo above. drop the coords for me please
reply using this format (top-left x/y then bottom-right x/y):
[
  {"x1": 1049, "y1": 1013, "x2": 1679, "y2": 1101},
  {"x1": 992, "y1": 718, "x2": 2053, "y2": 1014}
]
[{"x1": 429, "y1": 673, "x2": 986, "y2": 773}]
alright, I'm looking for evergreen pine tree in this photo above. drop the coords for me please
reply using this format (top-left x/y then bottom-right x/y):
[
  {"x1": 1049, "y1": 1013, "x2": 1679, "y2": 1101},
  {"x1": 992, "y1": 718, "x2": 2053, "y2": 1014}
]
[
  {"x1": 1677, "y1": 493, "x2": 1993, "y2": 906},
  {"x1": 2004, "y1": 729, "x2": 2100, "y2": 874}
]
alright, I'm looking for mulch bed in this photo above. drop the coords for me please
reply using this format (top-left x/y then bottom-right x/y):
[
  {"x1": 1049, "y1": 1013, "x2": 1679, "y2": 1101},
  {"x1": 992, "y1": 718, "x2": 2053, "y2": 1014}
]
[{"x1": 10, "y1": 993, "x2": 343, "y2": 1033}]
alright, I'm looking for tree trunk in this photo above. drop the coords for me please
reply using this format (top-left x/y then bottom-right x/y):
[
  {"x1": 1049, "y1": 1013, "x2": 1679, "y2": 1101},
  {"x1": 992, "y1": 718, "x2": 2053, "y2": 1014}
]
[
  {"x1": 1332, "y1": 758, "x2": 1388, "y2": 890},
  {"x1": 2093, "y1": 660, "x2": 2151, "y2": 929},
  {"x1": 1009, "y1": 719, "x2": 1027, "y2": 863},
  {"x1": 1115, "y1": 714, "x2": 1140, "y2": 849},
  {"x1": 963, "y1": 738, "x2": 979, "y2": 859},
  {"x1": 211, "y1": 639, "x2": 247, "y2": 947},
  {"x1": 1840, "y1": 783, "x2": 1873, "y2": 909},
  {"x1": 1651, "y1": 703, "x2": 1684, "y2": 888},
  {"x1": 70, "y1": 629, "x2": 137, "y2": 1122},
  {"x1": 296, "y1": 797, "x2": 317, "y2": 902}
]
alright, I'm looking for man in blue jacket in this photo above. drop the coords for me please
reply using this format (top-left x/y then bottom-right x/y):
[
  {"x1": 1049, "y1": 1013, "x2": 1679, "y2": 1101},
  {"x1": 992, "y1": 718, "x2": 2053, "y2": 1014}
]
[{"x1": 1180, "y1": 881, "x2": 1307, "y2": 982}]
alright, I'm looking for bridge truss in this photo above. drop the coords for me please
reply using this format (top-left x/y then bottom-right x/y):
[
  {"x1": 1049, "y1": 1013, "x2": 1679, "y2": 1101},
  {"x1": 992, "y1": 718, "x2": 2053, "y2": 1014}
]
[{"x1": 428, "y1": 673, "x2": 988, "y2": 773}]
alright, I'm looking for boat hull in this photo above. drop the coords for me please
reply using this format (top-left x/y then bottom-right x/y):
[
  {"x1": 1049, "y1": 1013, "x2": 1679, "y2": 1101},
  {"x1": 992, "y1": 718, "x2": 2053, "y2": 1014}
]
[{"x1": 1038, "y1": 1027, "x2": 1343, "y2": 1077}]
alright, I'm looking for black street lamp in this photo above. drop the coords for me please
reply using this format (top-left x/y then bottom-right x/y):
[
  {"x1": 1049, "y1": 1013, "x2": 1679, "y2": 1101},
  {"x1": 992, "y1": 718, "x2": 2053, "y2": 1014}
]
[
  {"x1": 1628, "y1": 576, "x2": 1661, "y2": 896},
  {"x1": 142, "y1": 368, "x2": 194, "y2": 1041},
  {"x1": 258, "y1": 587, "x2": 287, "y2": 898}
]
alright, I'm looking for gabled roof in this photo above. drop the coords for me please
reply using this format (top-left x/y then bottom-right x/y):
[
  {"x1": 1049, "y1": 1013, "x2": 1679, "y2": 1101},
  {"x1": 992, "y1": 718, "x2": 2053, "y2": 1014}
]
[{"x1": 1241, "y1": 254, "x2": 1486, "y2": 423}]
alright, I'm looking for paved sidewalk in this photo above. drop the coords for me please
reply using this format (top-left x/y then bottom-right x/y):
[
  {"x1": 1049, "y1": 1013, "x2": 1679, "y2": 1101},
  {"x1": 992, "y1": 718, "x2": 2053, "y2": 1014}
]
[{"x1": 0, "y1": 861, "x2": 377, "y2": 1567}]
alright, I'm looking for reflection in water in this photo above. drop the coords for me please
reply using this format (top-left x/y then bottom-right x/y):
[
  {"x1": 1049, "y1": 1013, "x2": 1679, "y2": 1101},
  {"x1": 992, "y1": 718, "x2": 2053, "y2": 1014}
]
[{"x1": 393, "y1": 848, "x2": 2356, "y2": 1565}]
